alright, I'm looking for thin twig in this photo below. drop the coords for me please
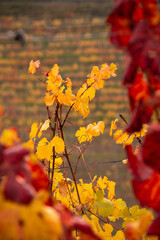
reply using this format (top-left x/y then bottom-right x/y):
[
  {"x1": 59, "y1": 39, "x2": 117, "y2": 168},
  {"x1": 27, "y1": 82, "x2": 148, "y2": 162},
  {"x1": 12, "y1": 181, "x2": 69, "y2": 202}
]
[
  {"x1": 57, "y1": 117, "x2": 84, "y2": 214},
  {"x1": 74, "y1": 143, "x2": 90, "y2": 175},
  {"x1": 50, "y1": 103, "x2": 59, "y2": 190}
]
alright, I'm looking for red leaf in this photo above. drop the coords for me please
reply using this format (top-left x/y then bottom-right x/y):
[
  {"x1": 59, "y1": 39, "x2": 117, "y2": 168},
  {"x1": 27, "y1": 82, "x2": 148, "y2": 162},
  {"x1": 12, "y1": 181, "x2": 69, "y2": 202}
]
[
  {"x1": 0, "y1": 144, "x2": 4, "y2": 165},
  {"x1": 4, "y1": 145, "x2": 30, "y2": 164},
  {"x1": 148, "y1": 215, "x2": 160, "y2": 236},
  {"x1": 129, "y1": 21, "x2": 160, "y2": 75},
  {"x1": 141, "y1": 0, "x2": 159, "y2": 26},
  {"x1": 126, "y1": 101, "x2": 154, "y2": 133},
  {"x1": 132, "y1": 171, "x2": 160, "y2": 212},
  {"x1": 4, "y1": 175, "x2": 36, "y2": 204},
  {"x1": 142, "y1": 124, "x2": 160, "y2": 172},
  {"x1": 126, "y1": 145, "x2": 153, "y2": 181},
  {"x1": 128, "y1": 73, "x2": 150, "y2": 111},
  {"x1": 107, "y1": 0, "x2": 143, "y2": 48},
  {"x1": 0, "y1": 145, "x2": 31, "y2": 180},
  {"x1": 123, "y1": 54, "x2": 137, "y2": 87},
  {"x1": 29, "y1": 163, "x2": 50, "y2": 191}
]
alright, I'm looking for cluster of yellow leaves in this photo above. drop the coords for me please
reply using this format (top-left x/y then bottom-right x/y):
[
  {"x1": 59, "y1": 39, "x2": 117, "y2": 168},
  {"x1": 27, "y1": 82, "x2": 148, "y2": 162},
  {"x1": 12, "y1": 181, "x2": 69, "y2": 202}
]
[
  {"x1": 26, "y1": 120, "x2": 64, "y2": 165},
  {"x1": 53, "y1": 174, "x2": 154, "y2": 239},
  {"x1": 45, "y1": 64, "x2": 75, "y2": 107},
  {"x1": 43, "y1": 63, "x2": 117, "y2": 118},
  {"x1": 84, "y1": 215, "x2": 124, "y2": 240},
  {"x1": 87, "y1": 63, "x2": 117, "y2": 90},
  {"x1": 75, "y1": 121, "x2": 105, "y2": 143},
  {"x1": 110, "y1": 119, "x2": 148, "y2": 148},
  {"x1": 73, "y1": 63, "x2": 117, "y2": 118},
  {"x1": 28, "y1": 60, "x2": 40, "y2": 74},
  {"x1": 0, "y1": 190, "x2": 62, "y2": 240},
  {"x1": 26, "y1": 61, "x2": 155, "y2": 239}
]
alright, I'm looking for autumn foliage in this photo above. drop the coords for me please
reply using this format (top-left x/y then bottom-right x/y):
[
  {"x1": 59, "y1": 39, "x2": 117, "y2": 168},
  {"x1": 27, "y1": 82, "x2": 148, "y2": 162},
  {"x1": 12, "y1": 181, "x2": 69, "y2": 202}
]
[
  {"x1": 107, "y1": 0, "x2": 160, "y2": 238},
  {"x1": 0, "y1": 56, "x2": 156, "y2": 239},
  {"x1": 0, "y1": 0, "x2": 160, "y2": 239}
]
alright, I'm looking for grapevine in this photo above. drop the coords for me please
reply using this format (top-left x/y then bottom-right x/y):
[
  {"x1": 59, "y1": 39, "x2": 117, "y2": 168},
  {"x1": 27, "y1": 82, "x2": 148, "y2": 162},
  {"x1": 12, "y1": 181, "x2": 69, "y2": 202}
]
[{"x1": 108, "y1": 0, "x2": 160, "y2": 238}]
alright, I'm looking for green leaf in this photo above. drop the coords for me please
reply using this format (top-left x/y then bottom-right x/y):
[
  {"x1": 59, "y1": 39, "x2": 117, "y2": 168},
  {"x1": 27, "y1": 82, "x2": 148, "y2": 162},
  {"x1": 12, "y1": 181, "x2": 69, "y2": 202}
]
[{"x1": 92, "y1": 190, "x2": 114, "y2": 217}]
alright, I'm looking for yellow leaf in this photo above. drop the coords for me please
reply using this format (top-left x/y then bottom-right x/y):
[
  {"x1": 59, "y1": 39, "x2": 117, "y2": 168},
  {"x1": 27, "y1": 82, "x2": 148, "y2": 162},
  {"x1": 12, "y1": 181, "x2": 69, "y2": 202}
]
[
  {"x1": 85, "y1": 86, "x2": 96, "y2": 100},
  {"x1": 23, "y1": 139, "x2": 34, "y2": 151},
  {"x1": 92, "y1": 190, "x2": 114, "y2": 217},
  {"x1": 109, "y1": 63, "x2": 117, "y2": 76},
  {"x1": 114, "y1": 231, "x2": 125, "y2": 240},
  {"x1": 28, "y1": 60, "x2": 40, "y2": 74},
  {"x1": 29, "y1": 122, "x2": 38, "y2": 140},
  {"x1": 102, "y1": 223, "x2": 113, "y2": 237},
  {"x1": 110, "y1": 198, "x2": 129, "y2": 222},
  {"x1": 51, "y1": 136, "x2": 65, "y2": 154},
  {"x1": 86, "y1": 121, "x2": 105, "y2": 137},
  {"x1": 77, "y1": 83, "x2": 96, "y2": 101},
  {"x1": 0, "y1": 128, "x2": 20, "y2": 146},
  {"x1": 59, "y1": 179, "x2": 68, "y2": 197},
  {"x1": 97, "y1": 176, "x2": 108, "y2": 190},
  {"x1": 40, "y1": 119, "x2": 50, "y2": 132},
  {"x1": 55, "y1": 157, "x2": 63, "y2": 166},
  {"x1": 45, "y1": 92, "x2": 56, "y2": 106},
  {"x1": 116, "y1": 132, "x2": 129, "y2": 144},
  {"x1": 75, "y1": 127, "x2": 91, "y2": 144},
  {"x1": 123, "y1": 133, "x2": 135, "y2": 147},
  {"x1": 110, "y1": 119, "x2": 118, "y2": 136},
  {"x1": 36, "y1": 138, "x2": 51, "y2": 161},
  {"x1": 113, "y1": 130, "x2": 123, "y2": 141},
  {"x1": 52, "y1": 170, "x2": 63, "y2": 191},
  {"x1": 58, "y1": 88, "x2": 75, "y2": 106},
  {"x1": 107, "y1": 181, "x2": 115, "y2": 200},
  {"x1": 140, "y1": 124, "x2": 148, "y2": 137},
  {"x1": 73, "y1": 95, "x2": 90, "y2": 118},
  {"x1": 46, "y1": 64, "x2": 62, "y2": 90}
]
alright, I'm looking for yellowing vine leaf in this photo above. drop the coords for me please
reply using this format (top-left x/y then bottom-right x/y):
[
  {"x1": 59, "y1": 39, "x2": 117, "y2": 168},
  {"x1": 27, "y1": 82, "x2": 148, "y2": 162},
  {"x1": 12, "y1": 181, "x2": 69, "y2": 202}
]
[
  {"x1": 36, "y1": 138, "x2": 51, "y2": 161},
  {"x1": 87, "y1": 63, "x2": 117, "y2": 90},
  {"x1": 75, "y1": 127, "x2": 91, "y2": 144},
  {"x1": 28, "y1": 60, "x2": 40, "y2": 74},
  {"x1": 97, "y1": 176, "x2": 109, "y2": 190},
  {"x1": 51, "y1": 136, "x2": 65, "y2": 154},
  {"x1": 107, "y1": 181, "x2": 115, "y2": 200},
  {"x1": 77, "y1": 83, "x2": 96, "y2": 101},
  {"x1": 109, "y1": 198, "x2": 129, "y2": 222},
  {"x1": 73, "y1": 95, "x2": 90, "y2": 118},
  {"x1": 29, "y1": 123, "x2": 39, "y2": 140},
  {"x1": 110, "y1": 119, "x2": 118, "y2": 136},
  {"x1": 102, "y1": 224, "x2": 113, "y2": 238},
  {"x1": 110, "y1": 119, "x2": 148, "y2": 148},
  {"x1": 75, "y1": 121, "x2": 105, "y2": 143},
  {"x1": 40, "y1": 119, "x2": 50, "y2": 132},
  {"x1": 46, "y1": 64, "x2": 62, "y2": 90},
  {"x1": 116, "y1": 132, "x2": 129, "y2": 145},
  {"x1": 86, "y1": 121, "x2": 105, "y2": 137},
  {"x1": 92, "y1": 190, "x2": 114, "y2": 217}
]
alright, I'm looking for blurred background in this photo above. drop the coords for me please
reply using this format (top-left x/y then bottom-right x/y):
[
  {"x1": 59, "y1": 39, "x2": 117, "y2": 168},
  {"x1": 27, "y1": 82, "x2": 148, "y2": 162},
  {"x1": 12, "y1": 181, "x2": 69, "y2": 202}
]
[{"x1": 0, "y1": 0, "x2": 137, "y2": 206}]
